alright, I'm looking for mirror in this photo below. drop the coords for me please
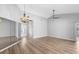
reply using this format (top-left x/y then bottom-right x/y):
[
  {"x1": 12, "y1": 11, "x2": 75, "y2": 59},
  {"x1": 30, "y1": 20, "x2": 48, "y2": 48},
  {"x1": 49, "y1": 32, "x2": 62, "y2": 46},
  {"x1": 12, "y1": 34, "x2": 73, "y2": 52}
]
[{"x1": 0, "y1": 17, "x2": 18, "y2": 50}]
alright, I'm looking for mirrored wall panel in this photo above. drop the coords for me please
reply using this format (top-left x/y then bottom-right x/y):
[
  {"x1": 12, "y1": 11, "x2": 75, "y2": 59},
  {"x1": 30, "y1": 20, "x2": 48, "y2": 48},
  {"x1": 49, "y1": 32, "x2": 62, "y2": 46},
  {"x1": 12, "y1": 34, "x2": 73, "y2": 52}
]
[{"x1": 0, "y1": 17, "x2": 18, "y2": 50}]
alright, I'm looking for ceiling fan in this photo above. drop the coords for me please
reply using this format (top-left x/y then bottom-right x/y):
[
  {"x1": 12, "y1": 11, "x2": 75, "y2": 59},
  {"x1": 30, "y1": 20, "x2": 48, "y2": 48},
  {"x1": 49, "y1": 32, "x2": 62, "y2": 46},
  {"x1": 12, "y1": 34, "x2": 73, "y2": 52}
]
[{"x1": 48, "y1": 10, "x2": 59, "y2": 19}]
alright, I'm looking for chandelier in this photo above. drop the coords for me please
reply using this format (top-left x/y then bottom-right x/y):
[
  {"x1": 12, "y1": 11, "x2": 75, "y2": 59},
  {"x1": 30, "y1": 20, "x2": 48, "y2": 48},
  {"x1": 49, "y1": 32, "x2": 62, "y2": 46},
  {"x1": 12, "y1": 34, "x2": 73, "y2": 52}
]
[{"x1": 20, "y1": 4, "x2": 29, "y2": 23}]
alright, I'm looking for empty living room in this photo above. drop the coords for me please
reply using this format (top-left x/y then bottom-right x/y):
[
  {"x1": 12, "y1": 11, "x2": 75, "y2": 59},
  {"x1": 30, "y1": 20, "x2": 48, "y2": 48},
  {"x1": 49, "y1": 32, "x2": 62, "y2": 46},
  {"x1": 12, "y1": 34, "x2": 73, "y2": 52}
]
[{"x1": 0, "y1": 4, "x2": 79, "y2": 54}]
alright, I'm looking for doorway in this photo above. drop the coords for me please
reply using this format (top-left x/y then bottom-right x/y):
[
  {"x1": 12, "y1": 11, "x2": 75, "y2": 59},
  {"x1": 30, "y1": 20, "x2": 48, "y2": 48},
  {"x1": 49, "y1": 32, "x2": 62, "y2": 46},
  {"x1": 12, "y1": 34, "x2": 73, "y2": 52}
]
[{"x1": 21, "y1": 20, "x2": 33, "y2": 39}]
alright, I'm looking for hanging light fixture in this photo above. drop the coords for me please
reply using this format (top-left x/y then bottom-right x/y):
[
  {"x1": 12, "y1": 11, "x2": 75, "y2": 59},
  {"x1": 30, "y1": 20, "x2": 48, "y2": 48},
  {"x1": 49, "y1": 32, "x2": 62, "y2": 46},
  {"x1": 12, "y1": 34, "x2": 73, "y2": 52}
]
[
  {"x1": 20, "y1": 4, "x2": 29, "y2": 23},
  {"x1": 53, "y1": 10, "x2": 55, "y2": 19},
  {"x1": 52, "y1": 9, "x2": 59, "y2": 19},
  {"x1": 48, "y1": 9, "x2": 59, "y2": 20}
]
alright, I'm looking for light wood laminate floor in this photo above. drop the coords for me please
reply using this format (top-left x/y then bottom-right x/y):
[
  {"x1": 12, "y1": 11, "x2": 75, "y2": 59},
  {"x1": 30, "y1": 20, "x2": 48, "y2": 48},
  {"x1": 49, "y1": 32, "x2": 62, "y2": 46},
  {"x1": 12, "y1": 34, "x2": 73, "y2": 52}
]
[
  {"x1": 0, "y1": 36, "x2": 17, "y2": 50},
  {"x1": 0, "y1": 37, "x2": 79, "y2": 54}
]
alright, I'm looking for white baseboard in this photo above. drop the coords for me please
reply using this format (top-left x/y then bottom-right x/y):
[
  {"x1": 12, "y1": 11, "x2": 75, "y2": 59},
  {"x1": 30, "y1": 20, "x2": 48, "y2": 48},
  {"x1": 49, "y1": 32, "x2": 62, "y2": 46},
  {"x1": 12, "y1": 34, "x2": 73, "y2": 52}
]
[
  {"x1": 33, "y1": 35, "x2": 48, "y2": 39},
  {"x1": 33, "y1": 35, "x2": 75, "y2": 41},
  {"x1": 48, "y1": 35, "x2": 75, "y2": 41},
  {"x1": 0, "y1": 40, "x2": 21, "y2": 53}
]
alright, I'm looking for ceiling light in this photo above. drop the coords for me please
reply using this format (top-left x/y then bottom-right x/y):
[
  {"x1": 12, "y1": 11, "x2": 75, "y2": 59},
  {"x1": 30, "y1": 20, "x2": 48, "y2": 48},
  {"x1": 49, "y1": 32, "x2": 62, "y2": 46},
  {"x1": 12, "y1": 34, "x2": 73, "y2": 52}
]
[
  {"x1": 48, "y1": 9, "x2": 59, "y2": 20},
  {"x1": 20, "y1": 4, "x2": 29, "y2": 23}
]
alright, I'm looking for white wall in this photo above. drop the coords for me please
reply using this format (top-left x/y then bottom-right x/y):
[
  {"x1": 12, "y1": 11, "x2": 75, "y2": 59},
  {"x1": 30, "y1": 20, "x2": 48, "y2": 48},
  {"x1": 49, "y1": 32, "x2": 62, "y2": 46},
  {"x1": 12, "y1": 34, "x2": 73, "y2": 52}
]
[
  {"x1": 1, "y1": 4, "x2": 79, "y2": 40},
  {"x1": 0, "y1": 4, "x2": 21, "y2": 22},
  {"x1": 0, "y1": 4, "x2": 22, "y2": 39},
  {"x1": 48, "y1": 13, "x2": 79, "y2": 41},
  {"x1": 0, "y1": 4, "x2": 48, "y2": 39},
  {"x1": 20, "y1": 12, "x2": 48, "y2": 38},
  {"x1": 31, "y1": 15, "x2": 48, "y2": 38}
]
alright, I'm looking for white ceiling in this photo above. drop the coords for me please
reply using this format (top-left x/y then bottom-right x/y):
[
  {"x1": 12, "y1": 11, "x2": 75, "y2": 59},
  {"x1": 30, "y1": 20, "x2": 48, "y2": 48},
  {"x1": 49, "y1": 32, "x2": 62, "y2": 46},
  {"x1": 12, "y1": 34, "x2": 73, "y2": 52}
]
[{"x1": 17, "y1": 4, "x2": 79, "y2": 18}]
